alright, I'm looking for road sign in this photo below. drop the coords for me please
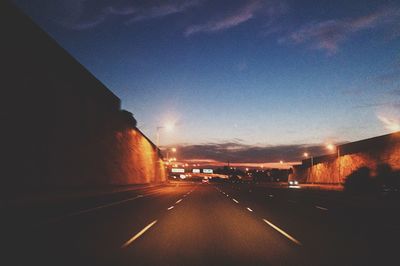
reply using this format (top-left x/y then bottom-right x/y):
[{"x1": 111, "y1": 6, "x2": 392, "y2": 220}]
[{"x1": 171, "y1": 168, "x2": 185, "y2": 173}]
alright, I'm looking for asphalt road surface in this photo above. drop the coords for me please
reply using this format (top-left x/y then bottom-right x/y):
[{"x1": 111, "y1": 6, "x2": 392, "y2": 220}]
[{"x1": 2, "y1": 182, "x2": 400, "y2": 265}]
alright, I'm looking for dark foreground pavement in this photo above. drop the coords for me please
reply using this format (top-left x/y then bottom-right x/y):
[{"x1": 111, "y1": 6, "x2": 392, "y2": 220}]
[{"x1": 2, "y1": 182, "x2": 400, "y2": 265}]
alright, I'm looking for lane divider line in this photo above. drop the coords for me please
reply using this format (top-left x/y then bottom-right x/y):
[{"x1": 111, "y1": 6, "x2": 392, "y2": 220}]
[
  {"x1": 246, "y1": 207, "x2": 253, "y2": 212},
  {"x1": 232, "y1": 199, "x2": 239, "y2": 204},
  {"x1": 167, "y1": 206, "x2": 174, "y2": 210},
  {"x1": 175, "y1": 199, "x2": 183, "y2": 204},
  {"x1": 315, "y1": 205, "x2": 328, "y2": 211},
  {"x1": 262, "y1": 219, "x2": 302, "y2": 246},
  {"x1": 121, "y1": 220, "x2": 158, "y2": 248}
]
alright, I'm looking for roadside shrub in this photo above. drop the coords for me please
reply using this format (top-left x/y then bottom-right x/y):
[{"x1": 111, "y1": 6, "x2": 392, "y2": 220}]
[
  {"x1": 344, "y1": 167, "x2": 374, "y2": 195},
  {"x1": 376, "y1": 163, "x2": 400, "y2": 190}
]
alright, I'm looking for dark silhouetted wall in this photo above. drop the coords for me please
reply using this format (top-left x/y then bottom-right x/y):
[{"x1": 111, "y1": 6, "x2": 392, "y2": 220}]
[{"x1": 1, "y1": 1, "x2": 166, "y2": 188}]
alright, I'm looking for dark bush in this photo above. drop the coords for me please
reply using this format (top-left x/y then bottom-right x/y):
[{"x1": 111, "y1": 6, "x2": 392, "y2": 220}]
[
  {"x1": 376, "y1": 163, "x2": 399, "y2": 190},
  {"x1": 344, "y1": 167, "x2": 374, "y2": 195}
]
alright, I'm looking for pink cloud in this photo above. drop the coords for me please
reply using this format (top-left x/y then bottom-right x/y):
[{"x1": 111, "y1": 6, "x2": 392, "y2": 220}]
[
  {"x1": 62, "y1": 0, "x2": 202, "y2": 30},
  {"x1": 185, "y1": 0, "x2": 273, "y2": 36},
  {"x1": 285, "y1": 7, "x2": 400, "y2": 54}
]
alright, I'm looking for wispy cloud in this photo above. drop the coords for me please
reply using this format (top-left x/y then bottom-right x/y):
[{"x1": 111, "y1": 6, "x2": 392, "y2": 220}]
[
  {"x1": 184, "y1": 0, "x2": 286, "y2": 36},
  {"x1": 58, "y1": 0, "x2": 202, "y2": 30},
  {"x1": 283, "y1": 6, "x2": 400, "y2": 54},
  {"x1": 378, "y1": 115, "x2": 400, "y2": 132},
  {"x1": 185, "y1": 1, "x2": 260, "y2": 36},
  {"x1": 125, "y1": 0, "x2": 202, "y2": 24}
]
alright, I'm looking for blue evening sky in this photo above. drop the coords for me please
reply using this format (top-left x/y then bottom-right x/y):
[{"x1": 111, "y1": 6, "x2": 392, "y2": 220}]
[{"x1": 12, "y1": 0, "x2": 400, "y2": 163}]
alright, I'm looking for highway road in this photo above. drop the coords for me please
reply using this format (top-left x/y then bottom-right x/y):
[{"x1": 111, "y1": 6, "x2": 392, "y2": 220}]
[{"x1": 2, "y1": 182, "x2": 400, "y2": 265}]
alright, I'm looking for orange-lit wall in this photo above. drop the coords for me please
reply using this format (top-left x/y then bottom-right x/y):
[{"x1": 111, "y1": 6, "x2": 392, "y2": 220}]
[
  {"x1": 111, "y1": 129, "x2": 167, "y2": 185},
  {"x1": 293, "y1": 141, "x2": 400, "y2": 184},
  {"x1": 44, "y1": 127, "x2": 167, "y2": 187}
]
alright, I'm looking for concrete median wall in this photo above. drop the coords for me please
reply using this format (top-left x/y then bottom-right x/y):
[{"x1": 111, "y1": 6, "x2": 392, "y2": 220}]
[{"x1": 2, "y1": 1, "x2": 166, "y2": 188}]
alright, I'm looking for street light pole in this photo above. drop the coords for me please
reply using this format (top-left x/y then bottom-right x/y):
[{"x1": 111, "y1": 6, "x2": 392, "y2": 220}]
[
  {"x1": 311, "y1": 156, "x2": 314, "y2": 183},
  {"x1": 326, "y1": 144, "x2": 341, "y2": 184},
  {"x1": 304, "y1": 152, "x2": 313, "y2": 182},
  {"x1": 337, "y1": 146, "x2": 341, "y2": 183},
  {"x1": 156, "y1": 122, "x2": 175, "y2": 147},
  {"x1": 156, "y1": 126, "x2": 162, "y2": 147},
  {"x1": 166, "y1": 147, "x2": 177, "y2": 162}
]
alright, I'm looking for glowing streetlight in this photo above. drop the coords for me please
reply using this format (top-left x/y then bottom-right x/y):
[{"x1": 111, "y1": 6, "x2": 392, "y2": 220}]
[
  {"x1": 303, "y1": 152, "x2": 313, "y2": 181},
  {"x1": 326, "y1": 144, "x2": 335, "y2": 151},
  {"x1": 156, "y1": 122, "x2": 175, "y2": 146},
  {"x1": 326, "y1": 143, "x2": 340, "y2": 157},
  {"x1": 164, "y1": 122, "x2": 174, "y2": 132}
]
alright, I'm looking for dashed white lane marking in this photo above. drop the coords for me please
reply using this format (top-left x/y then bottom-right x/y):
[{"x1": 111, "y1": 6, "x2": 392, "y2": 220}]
[
  {"x1": 268, "y1": 194, "x2": 274, "y2": 198},
  {"x1": 262, "y1": 219, "x2": 302, "y2": 246},
  {"x1": 121, "y1": 220, "x2": 158, "y2": 248},
  {"x1": 232, "y1": 199, "x2": 239, "y2": 203},
  {"x1": 175, "y1": 199, "x2": 183, "y2": 204},
  {"x1": 315, "y1": 205, "x2": 328, "y2": 211},
  {"x1": 167, "y1": 206, "x2": 174, "y2": 210},
  {"x1": 246, "y1": 207, "x2": 253, "y2": 212}
]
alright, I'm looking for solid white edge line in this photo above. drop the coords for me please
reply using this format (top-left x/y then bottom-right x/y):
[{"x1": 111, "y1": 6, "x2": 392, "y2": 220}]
[
  {"x1": 262, "y1": 219, "x2": 302, "y2": 246},
  {"x1": 63, "y1": 195, "x2": 144, "y2": 218},
  {"x1": 232, "y1": 199, "x2": 239, "y2": 203},
  {"x1": 121, "y1": 220, "x2": 158, "y2": 248},
  {"x1": 315, "y1": 205, "x2": 328, "y2": 211}
]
